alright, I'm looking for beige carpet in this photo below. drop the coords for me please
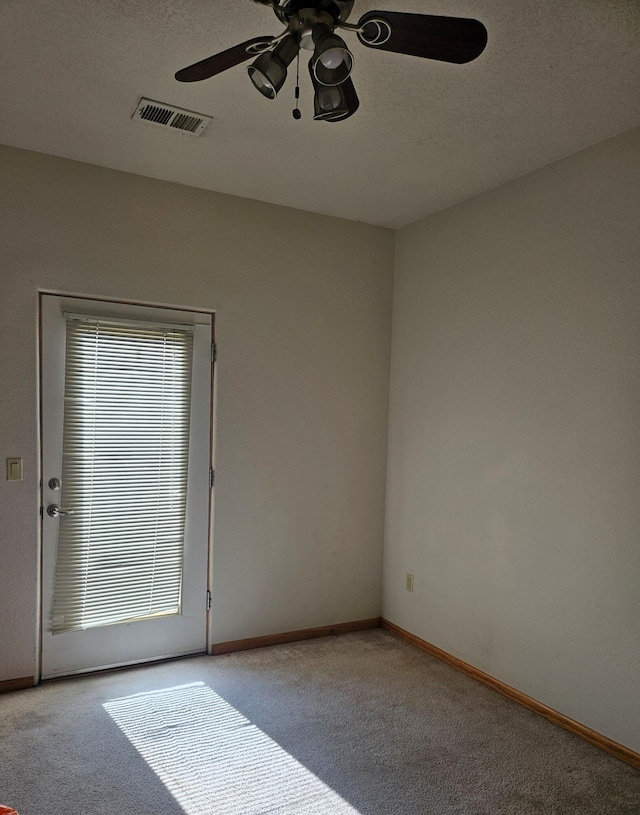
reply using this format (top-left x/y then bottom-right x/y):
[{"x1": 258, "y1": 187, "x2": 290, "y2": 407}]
[{"x1": 1, "y1": 629, "x2": 639, "y2": 814}]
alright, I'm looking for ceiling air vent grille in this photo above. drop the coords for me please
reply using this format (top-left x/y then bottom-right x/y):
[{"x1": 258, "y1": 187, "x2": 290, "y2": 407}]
[{"x1": 133, "y1": 98, "x2": 211, "y2": 136}]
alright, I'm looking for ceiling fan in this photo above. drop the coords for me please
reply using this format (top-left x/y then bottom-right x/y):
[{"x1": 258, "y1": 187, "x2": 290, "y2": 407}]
[{"x1": 175, "y1": 1, "x2": 487, "y2": 122}]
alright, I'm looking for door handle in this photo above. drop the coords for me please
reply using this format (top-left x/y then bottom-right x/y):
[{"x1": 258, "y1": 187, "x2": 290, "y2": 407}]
[{"x1": 46, "y1": 504, "x2": 74, "y2": 518}]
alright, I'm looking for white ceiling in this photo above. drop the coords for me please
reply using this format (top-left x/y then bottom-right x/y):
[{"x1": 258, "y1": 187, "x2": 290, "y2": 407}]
[{"x1": 1, "y1": 0, "x2": 639, "y2": 228}]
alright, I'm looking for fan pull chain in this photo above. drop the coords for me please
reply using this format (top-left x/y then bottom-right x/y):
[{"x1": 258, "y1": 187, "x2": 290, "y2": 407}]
[{"x1": 292, "y1": 49, "x2": 302, "y2": 120}]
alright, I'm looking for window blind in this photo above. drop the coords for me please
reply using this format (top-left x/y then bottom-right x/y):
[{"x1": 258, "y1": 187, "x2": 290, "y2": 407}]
[{"x1": 51, "y1": 315, "x2": 194, "y2": 633}]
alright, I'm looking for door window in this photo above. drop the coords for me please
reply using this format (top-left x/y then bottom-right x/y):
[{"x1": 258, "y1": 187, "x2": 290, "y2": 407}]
[{"x1": 52, "y1": 314, "x2": 195, "y2": 633}]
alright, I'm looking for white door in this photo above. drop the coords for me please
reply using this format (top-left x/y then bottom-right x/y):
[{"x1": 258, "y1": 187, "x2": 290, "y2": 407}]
[{"x1": 40, "y1": 294, "x2": 213, "y2": 678}]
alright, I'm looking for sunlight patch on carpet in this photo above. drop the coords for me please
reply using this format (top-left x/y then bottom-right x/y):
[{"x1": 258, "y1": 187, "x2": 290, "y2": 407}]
[{"x1": 103, "y1": 682, "x2": 361, "y2": 814}]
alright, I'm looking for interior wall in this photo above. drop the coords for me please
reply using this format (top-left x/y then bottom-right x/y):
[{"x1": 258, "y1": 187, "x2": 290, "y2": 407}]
[
  {"x1": 384, "y1": 126, "x2": 640, "y2": 753},
  {"x1": 0, "y1": 145, "x2": 394, "y2": 682}
]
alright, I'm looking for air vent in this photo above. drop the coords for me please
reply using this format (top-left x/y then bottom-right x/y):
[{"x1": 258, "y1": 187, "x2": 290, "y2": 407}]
[{"x1": 132, "y1": 98, "x2": 212, "y2": 136}]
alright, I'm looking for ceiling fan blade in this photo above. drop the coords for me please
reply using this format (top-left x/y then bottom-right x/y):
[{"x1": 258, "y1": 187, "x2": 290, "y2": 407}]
[
  {"x1": 357, "y1": 11, "x2": 487, "y2": 64},
  {"x1": 175, "y1": 37, "x2": 274, "y2": 82}
]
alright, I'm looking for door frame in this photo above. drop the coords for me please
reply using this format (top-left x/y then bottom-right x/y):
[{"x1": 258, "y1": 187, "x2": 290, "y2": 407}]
[{"x1": 37, "y1": 291, "x2": 216, "y2": 678}]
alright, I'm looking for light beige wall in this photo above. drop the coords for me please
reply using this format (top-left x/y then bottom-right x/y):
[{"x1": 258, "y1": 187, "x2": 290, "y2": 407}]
[
  {"x1": 0, "y1": 145, "x2": 394, "y2": 681},
  {"x1": 384, "y1": 126, "x2": 640, "y2": 753}
]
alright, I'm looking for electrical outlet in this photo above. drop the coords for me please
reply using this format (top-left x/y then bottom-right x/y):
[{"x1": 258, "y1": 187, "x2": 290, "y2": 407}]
[{"x1": 405, "y1": 573, "x2": 414, "y2": 592}]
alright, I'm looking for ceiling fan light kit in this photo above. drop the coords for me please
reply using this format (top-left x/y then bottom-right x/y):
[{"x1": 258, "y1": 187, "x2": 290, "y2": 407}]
[
  {"x1": 309, "y1": 23, "x2": 353, "y2": 86},
  {"x1": 247, "y1": 32, "x2": 300, "y2": 98},
  {"x1": 309, "y1": 63, "x2": 359, "y2": 121},
  {"x1": 175, "y1": 1, "x2": 488, "y2": 122}
]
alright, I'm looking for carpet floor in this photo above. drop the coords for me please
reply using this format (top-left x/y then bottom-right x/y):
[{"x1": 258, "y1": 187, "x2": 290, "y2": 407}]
[{"x1": 1, "y1": 629, "x2": 639, "y2": 814}]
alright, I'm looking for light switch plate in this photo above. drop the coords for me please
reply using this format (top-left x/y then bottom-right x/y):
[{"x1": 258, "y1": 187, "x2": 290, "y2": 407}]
[{"x1": 6, "y1": 458, "x2": 23, "y2": 481}]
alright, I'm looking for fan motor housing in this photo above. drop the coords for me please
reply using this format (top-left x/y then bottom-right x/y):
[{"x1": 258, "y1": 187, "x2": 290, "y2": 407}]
[
  {"x1": 289, "y1": 9, "x2": 335, "y2": 49},
  {"x1": 273, "y1": 1, "x2": 354, "y2": 27}
]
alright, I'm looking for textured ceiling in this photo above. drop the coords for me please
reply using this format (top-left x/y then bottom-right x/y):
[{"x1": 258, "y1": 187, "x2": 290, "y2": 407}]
[{"x1": 1, "y1": 0, "x2": 639, "y2": 228}]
